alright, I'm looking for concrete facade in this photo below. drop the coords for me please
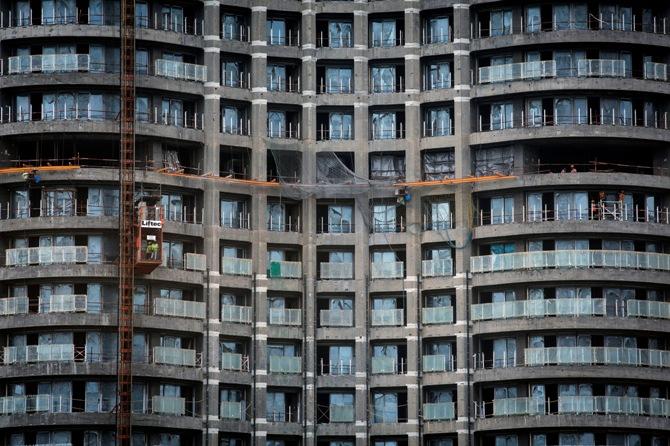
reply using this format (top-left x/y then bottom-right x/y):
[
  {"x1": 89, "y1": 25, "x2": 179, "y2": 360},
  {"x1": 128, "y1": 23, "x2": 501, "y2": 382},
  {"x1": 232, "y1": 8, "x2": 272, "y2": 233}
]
[{"x1": 0, "y1": 1, "x2": 669, "y2": 446}]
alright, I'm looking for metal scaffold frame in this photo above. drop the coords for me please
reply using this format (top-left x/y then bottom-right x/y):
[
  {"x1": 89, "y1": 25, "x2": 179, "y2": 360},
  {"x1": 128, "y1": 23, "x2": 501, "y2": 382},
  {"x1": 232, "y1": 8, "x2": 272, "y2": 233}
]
[{"x1": 117, "y1": 0, "x2": 135, "y2": 443}]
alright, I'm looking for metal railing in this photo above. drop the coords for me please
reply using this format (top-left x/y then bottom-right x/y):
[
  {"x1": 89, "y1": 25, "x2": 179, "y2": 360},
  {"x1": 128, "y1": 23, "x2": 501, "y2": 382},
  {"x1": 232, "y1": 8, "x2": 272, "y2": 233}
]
[
  {"x1": 319, "y1": 359, "x2": 355, "y2": 375},
  {"x1": 423, "y1": 354, "x2": 454, "y2": 373},
  {"x1": 266, "y1": 30, "x2": 300, "y2": 46},
  {"x1": 5, "y1": 246, "x2": 88, "y2": 266},
  {"x1": 267, "y1": 260, "x2": 302, "y2": 279},
  {"x1": 221, "y1": 305, "x2": 252, "y2": 323},
  {"x1": 153, "y1": 298, "x2": 205, "y2": 319},
  {"x1": 423, "y1": 402, "x2": 455, "y2": 421},
  {"x1": 329, "y1": 405, "x2": 355, "y2": 422},
  {"x1": 421, "y1": 259, "x2": 453, "y2": 277},
  {"x1": 370, "y1": 261, "x2": 404, "y2": 279},
  {"x1": 0, "y1": 297, "x2": 29, "y2": 315},
  {"x1": 370, "y1": 308, "x2": 404, "y2": 326},
  {"x1": 151, "y1": 395, "x2": 186, "y2": 416},
  {"x1": 371, "y1": 356, "x2": 405, "y2": 374},
  {"x1": 320, "y1": 309, "x2": 353, "y2": 327},
  {"x1": 369, "y1": 127, "x2": 405, "y2": 140},
  {"x1": 221, "y1": 352, "x2": 249, "y2": 371},
  {"x1": 268, "y1": 308, "x2": 302, "y2": 326},
  {"x1": 524, "y1": 347, "x2": 670, "y2": 368},
  {"x1": 39, "y1": 294, "x2": 87, "y2": 313},
  {"x1": 220, "y1": 401, "x2": 244, "y2": 420},
  {"x1": 471, "y1": 298, "x2": 606, "y2": 321},
  {"x1": 267, "y1": 406, "x2": 299, "y2": 423},
  {"x1": 479, "y1": 61, "x2": 556, "y2": 84},
  {"x1": 320, "y1": 262, "x2": 353, "y2": 280},
  {"x1": 422, "y1": 306, "x2": 453, "y2": 325},
  {"x1": 3, "y1": 344, "x2": 74, "y2": 364},
  {"x1": 267, "y1": 215, "x2": 300, "y2": 232},
  {"x1": 319, "y1": 77, "x2": 353, "y2": 94},
  {"x1": 269, "y1": 356, "x2": 302, "y2": 374},
  {"x1": 220, "y1": 257, "x2": 252, "y2": 276},
  {"x1": 152, "y1": 346, "x2": 198, "y2": 367},
  {"x1": 155, "y1": 59, "x2": 207, "y2": 82},
  {"x1": 471, "y1": 250, "x2": 670, "y2": 274},
  {"x1": 316, "y1": 33, "x2": 353, "y2": 48},
  {"x1": 422, "y1": 119, "x2": 454, "y2": 137}
]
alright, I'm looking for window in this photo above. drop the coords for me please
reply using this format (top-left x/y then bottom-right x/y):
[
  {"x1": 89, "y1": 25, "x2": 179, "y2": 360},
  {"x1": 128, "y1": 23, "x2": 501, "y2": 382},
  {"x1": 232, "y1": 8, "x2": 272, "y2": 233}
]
[
  {"x1": 328, "y1": 112, "x2": 353, "y2": 140},
  {"x1": 326, "y1": 204, "x2": 353, "y2": 233},
  {"x1": 371, "y1": 66, "x2": 397, "y2": 93},
  {"x1": 373, "y1": 392, "x2": 398, "y2": 422},
  {"x1": 161, "y1": 193, "x2": 184, "y2": 222},
  {"x1": 426, "y1": 17, "x2": 450, "y2": 44},
  {"x1": 267, "y1": 111, "x2": 286, "y2": 138},
  {"x1": 222, "y1": 14, "x2": 245, "y2": 40},
  {"x1": 372, "y1": 203, "x2": 397, "y2": 232},
  {"x1": 490, "y1": 196, "x2": 513, "y2": 224},
  {"x1": 222, "y1": 61, "x2": 245, "y2": 88},
  {"x1": 554, "y1": 97, "x2": 587, "y2": 125},
  {"x1": 428, "y1": 200, "x2": 452, "y2": 230},
  {"x1": 88, "y1": 188, "x2": 119, "y2": 217},
  {"x1": 267, "y1": 64, "x2": 287, "y2": 92},
  {"x1": 555, "y1": 50, "x2": 585, "y2": 77},
  {"x1": 526, "y1": 6, "x2": 541, "y2": 32},
  {"x1": 423, "y1": 151, "x2": 454, "y2": 181},
  {"x1": 554, "y1": 191, "x2": 588, "y2": 220},
  {"x1": 425, "y1": 61, "x2": 451, "y2": 90},
  {"x1": 554, "y1": 3, "x2": 588, "y2": 30},
  {"x1": 425, "y1": 107, "x2": 453, "y2": 136},
  {"x1": 162, "y1": 240, "x2": 184, "y2": 268},
  {"x1": 371, "y1": 19, "x2": 397, "y2": 47},
  {"x1": 267, "y1": 19, "x2": 286, "y2": 45},
  {"x1": 11, "y1": 190, "x2": 29, "y2": 219},
  {"x1": 328, "y1": 21, "x2": 353, "y2": 48},
  {"x1": 370, "y1": 112, "x2": 399, "y2": 139},
  {"x1": 490, "y1": 103, "x2": 513, "y2": 130},
  {"x1": 328, "y1": 345, "x2": 354, "y2": 374},
  {"x1": 490, "y1": 9, "x2": 512, "y2": 36},
  {"x1": 325, "y1": 67, "x2": 353, "y2": 93},
  {"x1": 493, "y1": 338, "x2": 516, "y2": 367},
  {"x1": 370, "y1": 153, "x2": 405, "y2": 180},
  {"x1": 43, "y1": 189, "x2": 75, "y2": 216},
  {"x1": 220, "y1": 197, "x2": 248, "y2": 229}
]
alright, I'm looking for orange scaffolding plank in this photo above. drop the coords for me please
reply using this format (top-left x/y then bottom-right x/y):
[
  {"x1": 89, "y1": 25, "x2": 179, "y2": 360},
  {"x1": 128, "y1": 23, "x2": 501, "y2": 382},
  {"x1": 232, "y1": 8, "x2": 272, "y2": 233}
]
[{"x1": 0, "y1": 165, "x2": 81, "y2": 175}]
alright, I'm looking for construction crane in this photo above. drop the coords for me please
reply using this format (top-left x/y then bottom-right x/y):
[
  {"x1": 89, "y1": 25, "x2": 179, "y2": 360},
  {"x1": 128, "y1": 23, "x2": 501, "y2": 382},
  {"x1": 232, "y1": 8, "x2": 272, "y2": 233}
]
[{"x1": 117, "y1": 0, "x2": 135, "y2": 443}]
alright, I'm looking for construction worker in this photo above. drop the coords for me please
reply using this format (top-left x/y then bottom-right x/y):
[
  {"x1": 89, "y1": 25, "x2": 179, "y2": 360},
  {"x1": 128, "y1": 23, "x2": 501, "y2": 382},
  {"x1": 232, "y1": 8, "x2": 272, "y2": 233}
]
[{"x1": 147, "y1": 238, "x2": 159, "y2": 260}]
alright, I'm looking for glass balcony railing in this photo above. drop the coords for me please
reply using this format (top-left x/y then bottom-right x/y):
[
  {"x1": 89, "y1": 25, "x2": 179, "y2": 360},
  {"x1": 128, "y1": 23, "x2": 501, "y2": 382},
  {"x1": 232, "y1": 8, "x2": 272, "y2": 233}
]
[
  {"x1": 7, "y1": 54, "x2": 92, "y2": 74},
  {"x1": 479, "y1": 61, "x2": 556, "y2": 84},
  {"x1": 524, "y1": 347, "x2": 670, "y2": 368},
  {"x1": 320, "y1": 309, "x2": 354, "y2": 327},
  {"x1": 0, "y1": 296, "x2": 29, "y2": 315},
  {"x1": 38, "y1": 294, "x2": 87, "y2": 313},
  {"x1": 151, "y1": 395, "x2": 186, "y2": 416},
  {"x1": 320, "y1": 262, "x2": 353, "y2": 280},
  {"x1": 370, "y1": 261, "x2": 404, "y2": 279},
  {"x1": 644, "y1": 61, "x2": 668, "y2": 81},
  {"x1": 5, "y1": 246, "x2": 88, "y2": 266},
  {"x1": 153, "y1": 298, "x2": 205, "y2": 319},
  {"x1": 3, "y1": 344, "x2": 74, "y2": 364},
  {"x1": 422, "y1": 306, "x2": 453, "y2": 325},
  {"x1": 493, "y1": 397, "x2": 546, "y2": 416},
  {"x1": 267, "y1": 260, "x2": 302, "y2": 279},
  {"x1": 421, "y1": 259, "x2": 453, "y2": 277},
  {"x1": 558, "y1": 396, "x2": 670, "y2": 417},
  {"x1": 0, "y1": 394, "x2": 69, "y2": 415},
  {"x1": 152, "y1": 346, "x2": 198, "y2": 367},
  {"x1": 472, "y1": 298, "x2": 606, "y2": 321},
  {"x1": 154, "y1": 59, "x2": 207, "y2": 82},
  {"x1": 627, "y1": 300, "x2": 670, "y2": 319},
  {"x1": 371, "y1": 356, "x2": 403, "y2": 374},
  {"x1": 423, "y1": 402, "x2": 455, "y2": 421},
  {"x1": 269, "y1": 356, "x2": 302, "y2": 374},
  {"x1": 268, "y1": 308, "x2": 302, "y2": 326},
  {"x1": 221, "y1": 257, "x2": 252, "y2": 276},
  {"x1": 221, "y1": 352, "x2": 248, "y2": 371},
  {"x1": 370, "y1": 308, "x2": 404, "y2": 326},
  {"x1": 422, "y1": 354, "x2": 454, "y2": 372},
  {"x1": 221, "y1": 305, "x2": 252, "y2": 323},
  {"x1": 577, "y1": 59, "x2": 628, "y2": 77},
  {"x1": 471, "y1": 250, "x2": 670, "y2": 274},
  {"x1": 220, "y1": 401, "x2": 244, "y2": 419},
  {"x1": 329, "y1": 405, "x2": 355, "y2": 422}
]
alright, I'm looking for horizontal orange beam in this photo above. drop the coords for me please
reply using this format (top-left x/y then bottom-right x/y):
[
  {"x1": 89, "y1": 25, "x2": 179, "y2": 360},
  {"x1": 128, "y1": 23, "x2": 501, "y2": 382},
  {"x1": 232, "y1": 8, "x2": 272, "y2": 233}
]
[
  {"x1": 0, "y1": 165, "x2": 81, "y2": 175},
  {"x1": 398, "y1": 175, "x2": 517, "y2": 187}
]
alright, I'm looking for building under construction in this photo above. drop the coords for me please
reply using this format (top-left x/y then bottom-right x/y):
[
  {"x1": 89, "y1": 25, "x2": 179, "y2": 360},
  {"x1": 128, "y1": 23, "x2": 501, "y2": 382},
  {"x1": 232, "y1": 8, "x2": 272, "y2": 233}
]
[{"x1": 0, "y1": 1, "x2": 670, "y2": 446}]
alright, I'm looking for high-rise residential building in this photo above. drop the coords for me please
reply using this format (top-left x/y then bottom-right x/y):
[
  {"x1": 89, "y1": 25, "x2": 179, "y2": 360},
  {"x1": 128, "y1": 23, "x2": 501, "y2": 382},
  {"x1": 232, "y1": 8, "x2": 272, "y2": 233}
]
[{"x1": 0, "y1": 1, "x2": 669, "y2": 446}]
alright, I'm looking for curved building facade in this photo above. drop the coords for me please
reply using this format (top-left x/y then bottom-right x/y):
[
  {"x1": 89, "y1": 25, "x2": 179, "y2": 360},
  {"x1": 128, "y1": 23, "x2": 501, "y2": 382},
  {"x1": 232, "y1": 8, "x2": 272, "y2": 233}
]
[{"x1": 0, "y1": 1, "x2": 669, "y2": 446}]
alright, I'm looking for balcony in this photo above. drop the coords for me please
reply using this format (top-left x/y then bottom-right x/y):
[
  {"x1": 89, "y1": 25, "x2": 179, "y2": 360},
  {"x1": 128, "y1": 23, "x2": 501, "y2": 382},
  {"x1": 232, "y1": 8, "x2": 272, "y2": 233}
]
[
  {"x1": 645, "y1": 61, "x2": 668, "y2": 81},
  {"x1": 421, "y1": 259, "x2": 453, "y2": 277},
  {"x1": 268, "y1": 308, "x2": 302, "y2": 326},
  {"x1": 153, "y1": 298, "x2": 205, "y2": 319},
  {"x1": 329, "y1": 405, "x2": 355, "y2": 422},
  {"x1": 370, "y1": 262, "x2": 404, "y2": 279},
  {"x1": 0, "y1": 296, "x2": 28, "y2": 315},
  {"x1": 371, "y1": 356, "x2": 404, "y2": 374},
  {"x1": 221, "y1": 258, "x2": 252, "y2": 276},
  {"x1": 422, "y1": 307, "x2": 453, "y2": 325},
  {"x1": 320, "y1": 262, "x2": 353, "y2": 280},
  {"x1": 221, "y1": 305, "x2": 252, "y2": 323},
  {"x1": 6, "y1": 54, "x2": 93, "y2": 74},
  {"x1": 370, "y1": 309, "x2": 404, "y2": 326},
  {"x1": 0, "y1": 394, "x2": 68, "y2": 415},
  {"x1": 267, "y1": 260, "x2": 302, "y2": 279},
  {"x1": 470, "y1": 250, "x2": 670, "y2": 274},
  {"x1": 524, "y1": 347, "x2": 670, "y2": 368},
  {"x1": 269, "y1": 356, "x2": 302, "y2": 374},
  {"x1": 492, "y1": 397, "x2": 546, "y2": 416},
  {"x1": 478, "y1": 61, "x2": 556, "y2": 84},
  {"x1": 151, "y1": 395, "x2": 186, "y2": 416},
  {"x1": 3, "y1": 344, "x2": 74, "y2": 364},
  {"x1": 152, "y1": 346, "x2": 199, "y2": 367},
  {"x1": 422, "y1": 354, "x2": 454, "y2": 373},
  {"x1": 423, "y1": 402, "x2": 455, "y2": 421},
  {"x1": 627, "y1": 300, "x2": 670, "y2": 319},
  {"x1": 221, "y1": 352, "x2": 249, "y2": 371},
  {"x1": 471, "y1": 298, "x2": 606, "y2": 321},
  {"x1": 320, "y1": 309, "x2": 353, "y2": 327},
  {"x1": 220, "y1": 401, "x2": 244, "y2": 420},
  {"x1": 154, "y1": 59, "x2": 207, "y2": 82},
  {"x1": 558, "y1": 396, "x2": 670, "y2": 417},
  {"x1": 5, "y1": 246, "x2": 88, "y2": 266}
]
